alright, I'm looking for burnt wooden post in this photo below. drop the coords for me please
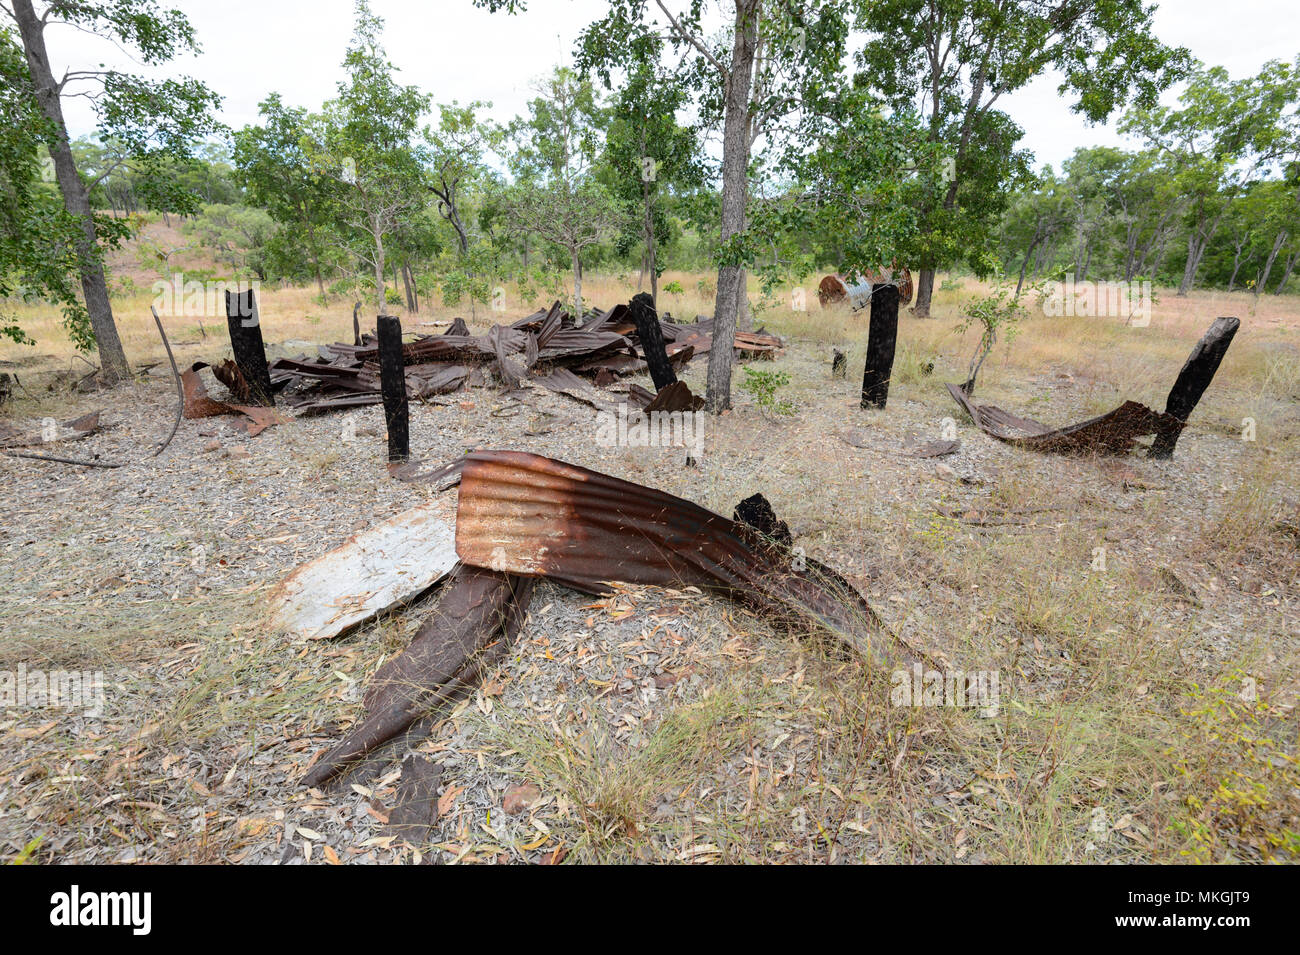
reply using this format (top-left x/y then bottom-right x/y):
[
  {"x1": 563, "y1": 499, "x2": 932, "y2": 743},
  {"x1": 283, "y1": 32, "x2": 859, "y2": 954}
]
[
  {"x1": 377, "y1": 314, "x2": 409, "y2": 463},
  {"x1": 223, "y1": 288, "x2": 274, "y2": 406},
  {"x1": 1150, "y1": 316, "x2": 1240, "y2": 459},
  {"x1": 860, "y1": 283, "x2": 900, "y2": 409},
  {"x1": 831, "y1": 348, "x2": 847, "y2": 378},
  {"x1": 629, "y1": 291, "x2": 677, "y2": 392},
  {"x1": 352, "y1": 301, "x2": 363, "y2": 346}
]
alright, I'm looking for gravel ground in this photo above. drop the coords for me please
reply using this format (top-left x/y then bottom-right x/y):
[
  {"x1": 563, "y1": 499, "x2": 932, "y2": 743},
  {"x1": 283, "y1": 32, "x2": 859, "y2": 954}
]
[{"x1": 1, "y1": 330, "x2": 1296, "y2": 864}]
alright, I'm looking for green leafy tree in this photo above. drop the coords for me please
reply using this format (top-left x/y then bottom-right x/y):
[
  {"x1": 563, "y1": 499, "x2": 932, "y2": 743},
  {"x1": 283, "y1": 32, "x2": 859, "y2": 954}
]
[
  {"x1": 304, "y1": 0, "x2": 430, "y2": 309},
  {"x1": 854, "y1": 0, "x2": 1190, "y2": 316},
  {"x1": 233, "y1": 94, "x2": 342, "y2": 300},
  {"x1": 1122, "y1": 58, "x2": 1300, "y2": 294},
  {"x1": 584, "y1": 24, "x2": 705, "y2": 307},
  {"x1": 504, "y1": 68, "x2": 624, "y2": 315},
  {"x1": 2, "y1": 0, "x2": 222, "y2": 378},
  {"x1": 426, "y1": 100, "x2": 499, "y2": 256}
]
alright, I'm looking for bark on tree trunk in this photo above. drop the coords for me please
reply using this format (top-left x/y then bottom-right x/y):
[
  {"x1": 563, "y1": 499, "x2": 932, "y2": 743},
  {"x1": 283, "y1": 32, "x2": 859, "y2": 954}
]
[
  {"x1": 372, "y1": 227, "x2": 386, "y2": 310},
  {"x1": 13, "y1": 0, "x2": 130, "y2": 382},
  {"x1": 705, "y1": 0, "x2": 760, "y2": 413},
  {"x1": 913, "y1": 269, "x2": 936, "y2": 317},
  {"x1": 571, "y1": 249, "x2": 582, "y2": 318},
  {"x1": 1256, "y1": 231, "x2": 1287, "y2": 297},
  {"x1": 224, "y1": 289, "x2": 275, "y2": 406},
  {"x1": 1274, "y1": 250, "x2": 1298, "y2": 294},
  {"x1": 630, "y1": 292, "x2": 676, "y2": 391}
]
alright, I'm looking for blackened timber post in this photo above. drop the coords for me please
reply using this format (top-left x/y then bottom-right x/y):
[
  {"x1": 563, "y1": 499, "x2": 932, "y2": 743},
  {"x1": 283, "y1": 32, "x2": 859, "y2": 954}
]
[
  {"x1": 860, "y1": 283, "x2": 900, "y2": 409},
  {"x1": 377, "y1": 314, "x2": 409, "y2": 463},
  {"x1": 223, "y1": 288, "x2": 274, "y2": 406}
]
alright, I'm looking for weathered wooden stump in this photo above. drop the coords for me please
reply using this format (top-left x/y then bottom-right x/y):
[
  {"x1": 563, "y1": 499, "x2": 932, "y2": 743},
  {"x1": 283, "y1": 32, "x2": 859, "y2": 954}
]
[
  {"x1": 832, "y1": 349, "x2": 847, "y2": 379},
  {"x1": 352, "y1": 301, "x2": 363, "y2": 346},
  {"x1": 860, "y1": 283, "x2": 900, "y2": 409},
  {"x1": 377, "y1": 314, "x2": 409, "y2": 463},
  {"x1": 223, "y1": 289, "x2": 274, "y2": 406},
  {"x1": 1149, "y1": 316, "x2": 1240, "y2": 459},
  {"x1": 629, "y1": 291, "x2": 677, "y2": 392}
]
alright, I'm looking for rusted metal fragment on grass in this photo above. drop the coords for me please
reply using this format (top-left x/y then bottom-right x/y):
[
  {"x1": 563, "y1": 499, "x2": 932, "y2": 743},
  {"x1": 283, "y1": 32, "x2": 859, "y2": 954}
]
[
  {"x1": 818, "y1": 268, "x2": 914, "y2": 308},
  {"x1": 0, "y1": 410, "x2": 103, "y2": 449},
  {"x1": 385, "y1": 757, "x2": 443, "y2": 848},
  {"x1": 946, "y1": 382, "x2": 1174, "y2": 455},
  {"x1": 389, "y1": 455, "x2": 465, "y2": 489},
  {"x1": 268, "y1": 495, "x2": 459, "y2": 641},
  {"x1": 182, "y1": 363, "x2": 285, "y2": 436},
  {"x1": 454, "y1": 450, "x2": 906, "y2": 667},
  {"x1": 301, "y1": 564, "x2": 535, "y2": 788},
  {"x1": 643, "y1": 380, "x2": 704, "y2": 413}
]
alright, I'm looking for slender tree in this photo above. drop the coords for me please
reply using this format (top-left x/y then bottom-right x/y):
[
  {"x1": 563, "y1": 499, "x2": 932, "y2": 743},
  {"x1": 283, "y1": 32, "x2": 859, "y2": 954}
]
[{"x1": 2, "y1": 0, "x2": 221, "y2": 380}]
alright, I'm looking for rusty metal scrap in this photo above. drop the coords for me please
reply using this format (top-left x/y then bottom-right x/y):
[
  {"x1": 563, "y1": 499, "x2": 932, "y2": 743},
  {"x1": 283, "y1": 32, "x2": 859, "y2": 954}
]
[
  {"x1": 301, "y1": 565, "x2": 535, "y2": 788},
  {"x1": 182, "y1": 363, "x2": 285, "y2": 436},
  {"x1": 0, "y1": 410, "x2": 103, "y2": 449},
  {"x1": 819, "y1": 268, "x2": 914, "y2": 309},
  {"x1": 453, "y1": 450, "x2": 910, "y2": 667},
  {"x1": 946, "y1": 382, "x2": 1174, "y2": 455}
]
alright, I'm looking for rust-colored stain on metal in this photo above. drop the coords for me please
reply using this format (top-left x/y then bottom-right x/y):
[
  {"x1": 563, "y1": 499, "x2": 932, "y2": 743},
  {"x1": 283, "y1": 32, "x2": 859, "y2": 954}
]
[
  {"x1": 946, "y1": 382, "x2": 1174, "y2": 455},
  {"x1": 454, "y1": 450, "x2": 912, "y2": 667}
]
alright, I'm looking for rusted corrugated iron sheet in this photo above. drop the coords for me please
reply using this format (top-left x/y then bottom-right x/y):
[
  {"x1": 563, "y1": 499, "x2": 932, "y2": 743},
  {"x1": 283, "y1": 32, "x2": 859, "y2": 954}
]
[
  {"x1": 454, "y1": 450, "x2": 911, "y2": 667},
  {"x1": 301, "y1": 565, "x2": 535, "y2": 788},
  {"x1": 945, "y1": 382, "x2": 1175, "y2": 455},
  {"x1": 819, "y1": 268, "x2": 914, "y2": 309}
]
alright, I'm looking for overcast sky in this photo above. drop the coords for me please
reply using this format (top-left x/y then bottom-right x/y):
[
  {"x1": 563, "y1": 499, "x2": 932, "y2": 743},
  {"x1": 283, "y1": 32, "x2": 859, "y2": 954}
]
[{"x1": 48, "y1": 0, "x2": 1299, "y2": 173}]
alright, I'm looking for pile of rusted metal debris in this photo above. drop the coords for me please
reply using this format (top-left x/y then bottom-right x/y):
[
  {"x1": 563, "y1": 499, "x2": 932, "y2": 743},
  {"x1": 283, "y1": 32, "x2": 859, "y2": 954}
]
[
  {"x1": 251, "y1": 300, "x2": 782, "y2": 417},
  {"x1": 289, "y1": 450, "x2": 920, "y2": 791}
]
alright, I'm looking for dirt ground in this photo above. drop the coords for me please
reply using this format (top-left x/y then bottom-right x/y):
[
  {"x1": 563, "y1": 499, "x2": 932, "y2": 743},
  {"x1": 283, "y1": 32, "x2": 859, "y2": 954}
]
[{"x1": 1, "y1": 279, "x2": 1297, "y2": 864}]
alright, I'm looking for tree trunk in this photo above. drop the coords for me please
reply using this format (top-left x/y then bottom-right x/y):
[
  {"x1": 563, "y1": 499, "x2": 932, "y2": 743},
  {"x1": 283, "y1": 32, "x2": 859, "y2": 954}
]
[
  {"x1": 705, "y1": 0, "x2": 760, "y2": 413},
  {"x1": 571, "y1": 248, "x2": 582, "y2": 318},
  {"x1": 376, "y1": 314, "x2": 409, "y2": 463},
  {"x1": 1273, "y1": 249, "x2": 1298, "y2": 295},
  {"x1": 1255, "y1": 230, "x2": 1286, "y2": 297},
  {"x1": 401, "y1": 261, "x2": 417, "y2": 313},
  {"x1": 13, "y1": 0, "x2": 130, "y2": 382},
  {"x1": 372, "y1": 227, "x2": 386, "y2": 310},
  {"x1": 629, "y1": 291, "x2": 675, "y2": 391},
  {"x1": 913, "y1": 269, "x2": 936, "y2": 317},
  {"x1": 224, "y1": 289, "x2": 275, "y2": 406}
]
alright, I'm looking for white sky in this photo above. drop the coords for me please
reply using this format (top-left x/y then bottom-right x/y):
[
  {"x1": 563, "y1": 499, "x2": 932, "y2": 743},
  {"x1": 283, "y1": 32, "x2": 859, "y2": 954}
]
[{"x1": 46, "y1": 0, "x2": 1300, "y2": 173}]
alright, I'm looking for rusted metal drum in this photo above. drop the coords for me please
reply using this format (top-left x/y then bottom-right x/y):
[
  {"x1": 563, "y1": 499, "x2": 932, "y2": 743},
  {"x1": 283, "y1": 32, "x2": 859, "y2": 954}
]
[{"x1": 818, "y1": 267, "x2": 913, "y2": 310}]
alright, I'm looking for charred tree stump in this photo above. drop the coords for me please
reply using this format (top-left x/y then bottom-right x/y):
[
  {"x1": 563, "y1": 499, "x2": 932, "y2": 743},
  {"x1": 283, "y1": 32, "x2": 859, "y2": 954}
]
[
  {"x1": 832, "y1": 349, "x2": 847, "y2": 378},
  {"x1": 352, "y1": 301, "x2": 363, "y2": 346},
  {"x1": 1150, "y1": 316, "x2": 1240, "y2": 459},
  {"x1": 860, "y1": 283, "x2": 901, "y2": 409},
  {"x1": 223, "y1": 289, "x2": 274, "y2": 406},
  {"x1": 629, "y1": 291, "x2": 677, "y2": 391},
  {"x1": 377, "y1": 314, "x2": 409, "y2": 463}
]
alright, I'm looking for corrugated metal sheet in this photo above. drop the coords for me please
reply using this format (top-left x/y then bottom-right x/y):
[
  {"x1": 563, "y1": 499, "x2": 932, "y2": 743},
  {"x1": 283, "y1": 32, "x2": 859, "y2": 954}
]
[
  {"x1": 946, "y1": 382, "x2": 1174, "y2": 455},
  {"x1": 818, "y1": 268, "x2": 914, "y2": 309},
  {"x1": 454, "y1": 450, "x2": 909, "y2": 667}
]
